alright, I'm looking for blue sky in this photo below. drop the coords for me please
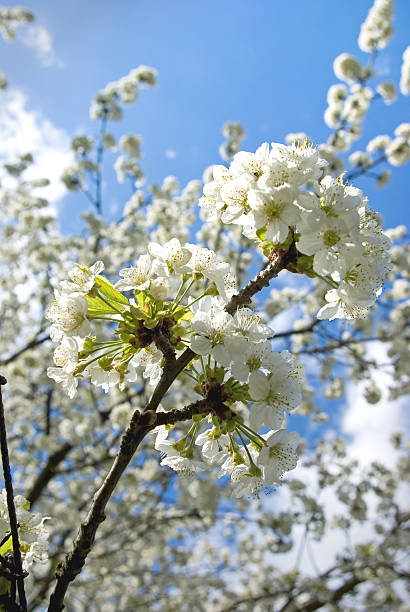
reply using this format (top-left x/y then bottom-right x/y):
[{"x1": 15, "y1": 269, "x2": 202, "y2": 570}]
[
  {"x1": 2, "y1": 0, "x2": 410, "y2": 232},
  {"x1": 1, "y1": 1, "x2": 409, "y2": 506},
  {"x1": 1, "y1": 0, "x2": 409, "y2": 445}
]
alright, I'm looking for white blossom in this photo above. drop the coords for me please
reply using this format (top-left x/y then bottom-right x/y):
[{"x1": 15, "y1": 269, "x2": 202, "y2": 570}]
[
  {"x1": 0, "y1": 491, "x2": 50, "y2": 570},
  {"x1": 248, "y1": 353, "x2": 302, "y2": 430},
  {"x1": 46, "y1": 290, "x2": 91, "y2": 342},
  {"x1": 115, "y1": 253, "x2": 152, "y2": 291},
  {"x1": 190, "y1": 296, "x2": 247, "y2": 366},
  {"x1": 257, "y1": 429, "x2": 300, "y2": 485}
]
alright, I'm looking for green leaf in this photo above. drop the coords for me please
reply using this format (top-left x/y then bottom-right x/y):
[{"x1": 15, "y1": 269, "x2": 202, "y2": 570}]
[
  {"x1": 256, "y1": 226, "x2": 267, "y2": 241},
  {"x1": 135, "y1": 291, "x2": 146, "y2": 308},
  {"x1": 173, "y1": 307, "x2": 192, "y2": 321},
  {"x1": 95, "y1": 275, "x2": 128, "y2": 305},
  {"x1": 86, "y1": 295, "x2": 121, "y2": 316},
  {"x1": 0, "y1": 534, "x2": 13, "y2": 557}
]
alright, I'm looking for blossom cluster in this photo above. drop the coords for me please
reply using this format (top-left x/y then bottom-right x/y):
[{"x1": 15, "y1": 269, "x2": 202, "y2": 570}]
[
  {"x1": 0, "y1": 6, "x2": 34, "y2": 42},
  {"x1": 348, "y1": 122, "x2": 410, "y2": 190},
  {"x1": 155, "y1": 334, "x2": 303, "y2": 497},
  {"x1": 45, "y1": 241, "x2": 237, "y2": 398},
  {"x1": 219, "y1": 121, "x2": 246, "y2": 161},
  {"x1": 89, "y1": 65, "x2": 157, "y2": 121},
  {"x1": 45, "y1": 237, "x2": 306, "y2": 496},
  {"x1": 358, "y1": 0, "x2": 394, "y2": 53},
  {"x1": 324, "y1": 59, "x2": 374, "y2": 152},
  {"x1": 0, "y1": 490, "x2": 49, "y2": 571},
  {"x1": 199, "y1": 141, "x2": 392, "y2": 320}
]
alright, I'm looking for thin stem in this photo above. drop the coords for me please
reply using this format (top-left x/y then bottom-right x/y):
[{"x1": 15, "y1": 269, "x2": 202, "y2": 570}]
[
  {"x1": 173, "y1": 278, "x2": 187, "y2": 304},
  {"x1": 89, "y1": 316, "x2": 121, "y2": 322},
  {"x1": 313, "y1": 272, "x2": 338, "y2": 289},
  {"x1": 95, "y1": 115, "x2": 107, "y2": 215},
  {"x1": 237, "y1": 423, "x2": 265, "y2": 448},
  {"x1": 181, "y1": 370, "x2": 199, "y2": 383},
  {"x1": 172, "y1": 278, "x2": 196, "y2": 310},
  {"x1": 186, "y1": 423, "x2": 199, "y2": 451},
  {"x1": 0, "y1": 376, "x2": 27, "y2": 612},
  {"x1": 189, "y1": 363, "x2": 201, "y2": 377},
  {"x1": 345, "y1": 154, "x2": 387, "y2": 181},
  {"x1": 236, "y1": 428, "x2": 257, "y2": 466},
  {"x1": 83, "y1": 189, "x2": 96, "y2": 207},
  {"x1": 185, "y1": 290, "x2": 209, "y2": 309},
  {"x1": 77, "y1": 347, "x2": 122, "y2": 370}
]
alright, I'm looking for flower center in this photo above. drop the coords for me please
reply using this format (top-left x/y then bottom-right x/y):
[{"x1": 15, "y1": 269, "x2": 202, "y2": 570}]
[
  {"x1": 265, "y1": 200, "x2": 285, "y2": 222},
  {"x1": 210, "y1": 329, "x2": 225, "y2": 345},
  {"x1": 322, "y1": 230, "x2": 340, "y2": 247},
  {"x1": 247, "y1": 356, "x2": 261, "y2": 371}
]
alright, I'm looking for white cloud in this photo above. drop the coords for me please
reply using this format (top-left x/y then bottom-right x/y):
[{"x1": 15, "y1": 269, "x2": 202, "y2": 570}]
[
  {"x1": 0, "y1": 89, "x2": 72, "y2": 204},
  {"x1": 19, "y1": 23, "x2": 63, "y2": 68},
  {"x1": 341, "y1": 342, "x2": 409, "y2": 468},
  {"x1": 261, "y1": 340, "x2": 409, "y2": 578},
  {"x1": 165, "y1": 148, "x2": 177, "y2": 159}
]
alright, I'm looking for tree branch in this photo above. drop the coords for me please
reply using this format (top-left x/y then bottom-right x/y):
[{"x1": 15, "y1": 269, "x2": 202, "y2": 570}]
[
  {"x1": 0, "y1": 376, "x2": 27, "y2": 611},
  {"x1": 46, "y1": 248, "x2": 290, "y2": 611},
  {"x1": 0, "y1": 333, "x2": 49, "y2": 366},
  {"x1": 26, "y1": 443, "x2": 73, "y2": 507}
]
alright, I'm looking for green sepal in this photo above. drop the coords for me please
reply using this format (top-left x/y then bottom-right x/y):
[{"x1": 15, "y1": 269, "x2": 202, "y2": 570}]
[
  {"x1": 116, "y1": 331, "x2": 133, "y2": 343},
  {"x1": 193, "y1": 384, "x2": 202, "y2": 395},
  {"x1": 116, "y1": 359, "x2": 132, "y2": 375},
  {"x1": 74, "y1": 362, "x2": 88, "y2": 374},
  {"x1": 248, "y1": 464, "x2": 263, "y2": 478},
  {"x1": 129, "y1": 304, "x2": 150, "y2": 321},
  {"x1": 214, "y1": 365, "x2": 226, "y2": 384},
  {"x1": 98, "y1": 356, "x2": 114, "y2": 371},
  {"x1": 172, "y1": 324, "x2": 186, "y2": 336},
  {"x1": 95, "y1": 275, "x2": 128, "y2": 306},
  {"x1": 223, "y1": 378, "x2": 250, "y2": 402},
  {"x1": 259, "y1": 229, "x2": 294, "y2": 257},
  {"x1": 83, "y1": 337, "x2": 97, "y2": 351},
  {"x1": 256, "y1": 226, "x2": 267, "y2": 241},
  {"x1": 143, "y1": 319, "x2": 158, "y2": 330},
  {"x1": 206, "y1": 283, "x2": 219, "y2": 297},
  {"x1": 261, "y1": 241, "x2": 275, "y2": 258}
]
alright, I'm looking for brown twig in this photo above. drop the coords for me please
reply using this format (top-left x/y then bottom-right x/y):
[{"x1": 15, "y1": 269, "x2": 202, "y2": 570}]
[
  {"x1": 0, "y1": 334, "x2": 49, "y2": 366},
  {"x1": 0, "y1": 376, "x2": 27, "y2": 612},
  {"x1": 26, "y1": 443, "x2": 73, "y2": 507}
]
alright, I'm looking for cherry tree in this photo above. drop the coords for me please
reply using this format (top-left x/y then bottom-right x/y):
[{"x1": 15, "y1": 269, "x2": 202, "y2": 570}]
[{"x1": 0, "y1": 1, "x2": 409, "y2": 610}]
